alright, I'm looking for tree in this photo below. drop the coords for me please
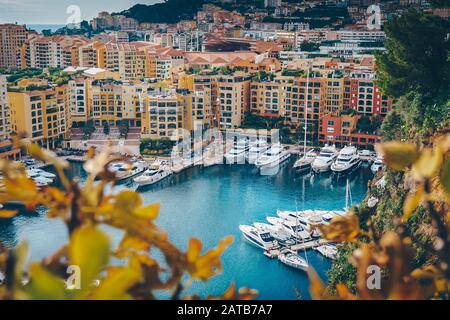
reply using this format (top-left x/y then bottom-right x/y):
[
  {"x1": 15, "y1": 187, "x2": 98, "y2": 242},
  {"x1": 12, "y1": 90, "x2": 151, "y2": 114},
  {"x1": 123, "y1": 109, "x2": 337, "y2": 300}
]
[
  {"x1": 119, "y1": 120, "x2": 129, "y2": 138},
  {"x1": 81, "y1": 120, "x2": 95, "y2": 139},
  {"x1": 375, "y1": 10, "x2": 450, "y2": 100},
  {"x1": 103, "y1": 122, "x2": 110, "y2": 135}
]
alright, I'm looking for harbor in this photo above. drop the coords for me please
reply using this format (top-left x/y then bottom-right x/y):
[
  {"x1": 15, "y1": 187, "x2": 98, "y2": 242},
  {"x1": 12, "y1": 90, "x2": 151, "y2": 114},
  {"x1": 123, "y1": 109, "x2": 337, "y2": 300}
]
[{"x1": 0, "y1": 156, "x2": 373, "y2": 299}]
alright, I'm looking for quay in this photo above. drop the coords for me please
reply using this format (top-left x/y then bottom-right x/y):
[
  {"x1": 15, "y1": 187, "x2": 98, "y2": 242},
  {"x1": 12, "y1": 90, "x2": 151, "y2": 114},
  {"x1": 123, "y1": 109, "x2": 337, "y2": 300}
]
[{"x1": 264, "y1": 239, "x2": 330, "y2": 259}]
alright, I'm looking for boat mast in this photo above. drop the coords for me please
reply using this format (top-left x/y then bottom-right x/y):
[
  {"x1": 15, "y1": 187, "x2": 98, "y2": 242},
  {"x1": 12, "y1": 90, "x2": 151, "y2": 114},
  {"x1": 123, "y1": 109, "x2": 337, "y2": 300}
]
[
  {"x1": 345, "y1": 178, "x2": 349, "y2": 211},
  {"x1": 303, "y1": 64, "x2": 310, "y2": 157}
]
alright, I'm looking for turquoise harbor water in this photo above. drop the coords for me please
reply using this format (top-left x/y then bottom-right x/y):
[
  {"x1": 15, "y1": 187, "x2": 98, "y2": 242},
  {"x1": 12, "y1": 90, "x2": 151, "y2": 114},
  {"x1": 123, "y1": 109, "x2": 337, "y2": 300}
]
[{"x1": 0, "y1": 160, "x2": 372, "y2": 300}]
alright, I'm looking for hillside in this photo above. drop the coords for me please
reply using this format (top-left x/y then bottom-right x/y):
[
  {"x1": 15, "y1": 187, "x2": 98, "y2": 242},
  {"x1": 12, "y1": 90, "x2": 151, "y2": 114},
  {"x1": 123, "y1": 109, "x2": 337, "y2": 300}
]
[{"x1": 117, "y1": 0, "x2": 207, "y2": 24}]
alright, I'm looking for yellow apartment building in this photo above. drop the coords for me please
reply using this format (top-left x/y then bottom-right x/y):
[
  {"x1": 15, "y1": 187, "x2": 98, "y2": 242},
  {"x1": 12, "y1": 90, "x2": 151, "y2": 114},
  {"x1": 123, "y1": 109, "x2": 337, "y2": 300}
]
[
  {"x1": 250, "y1": 80, "x2": 284, "y2": 117},
  {"x1": 216, "y1": 73, "x2": 252, "y2": 129},
  {"x1": 141, "y1": 88, "x2": 185, "y2": 140},
  {"x1": 8, "y1": 86, "x2": 69, "y2": 148}
]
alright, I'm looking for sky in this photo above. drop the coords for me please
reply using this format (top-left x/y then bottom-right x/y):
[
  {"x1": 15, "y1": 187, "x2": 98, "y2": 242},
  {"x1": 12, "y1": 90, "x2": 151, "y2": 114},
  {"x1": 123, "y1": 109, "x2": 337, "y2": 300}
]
[{"x1": 0, "y1": 0, "x2": 161, "y2": 25}]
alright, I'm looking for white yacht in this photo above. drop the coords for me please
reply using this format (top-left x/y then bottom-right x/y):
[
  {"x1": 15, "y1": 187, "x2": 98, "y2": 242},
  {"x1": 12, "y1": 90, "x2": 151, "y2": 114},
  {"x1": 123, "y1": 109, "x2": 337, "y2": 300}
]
[
  {"x1": 26, "y1": 170, "x2": 53, "y2": 185},
  {"x1": 246, "y1": 141, "x2": 269, "y2": 164},
  {"x1": 315, "y1": 244, "x2": 338, "y2": 260},
  {"x1": 371, "y1": 157, "x2": 384, "y2": 174},
  {"x1": 27, "y1": 168, "x2": 56, "y2": 179},
  {"x1": 134, "y1": 165, "x2": 172, "y2": 187},
  {"x1": 239, "y1": 225, "x2": 279, "y2": 250},
  {"x1": 266, "y1": 216, "x2": 311, "y2": 241},
  {"x1": 331, "y1": 146, "x2": 361, "y2": 175},
  {"x1": 112, "y1": 162, "x2": 147, "y2": 182},
  {"x1": 311, "y1": 145, "x2": 338, "y2": 173},
  {"x1": 254, "y1": 144, "x2": 291, "y2": 169},
  {"x1": 278, "y1": 252, "x2": 309, "y2": 271},
  {"x1": 253, "y1": 222, "x2": 296, "y2": 245},
  {"x1": 224, "y1": 140, "x2": 249, "y2": 164},
  {"x1": 293, "y1": 149, "x2": 317, "y2": 174}
]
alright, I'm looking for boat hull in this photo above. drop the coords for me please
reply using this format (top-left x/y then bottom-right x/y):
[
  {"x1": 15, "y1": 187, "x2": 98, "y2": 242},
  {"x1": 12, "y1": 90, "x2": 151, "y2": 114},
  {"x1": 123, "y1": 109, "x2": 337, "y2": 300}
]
[{"x1": 331, "y1": 159, "x2": 362, "y2": 175}]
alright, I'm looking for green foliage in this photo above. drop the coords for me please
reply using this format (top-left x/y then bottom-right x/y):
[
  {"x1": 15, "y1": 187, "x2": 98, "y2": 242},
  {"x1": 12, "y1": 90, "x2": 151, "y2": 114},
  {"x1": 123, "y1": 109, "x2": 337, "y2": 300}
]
[
  {"x1": 103, "y1": 122, "x2": 110, "y2": 135},
  {"x1": 300, "y1": 41, "x2": 320, "y2": 52},
  {"x1": 242, "y1": 112, "x2": 285, "y2": 130},
  {"x1": 375, "y1": 10, "x2": 450, "y2": 100},
  {"x1": 281, "y1": 69, "x2": 306, "y2": 77},
  {"x1": 326, "y1": 242, "x2": 358, "y2": 294},
  {"x1": 119, "y1": 0, "x2": 206, "y2": 24},
  {"x1": 140, "y1": 138, "x2": 175, "y2": 156},
  {"x1": 6, "y1": 68, "x2": 43, "y2": 83}
]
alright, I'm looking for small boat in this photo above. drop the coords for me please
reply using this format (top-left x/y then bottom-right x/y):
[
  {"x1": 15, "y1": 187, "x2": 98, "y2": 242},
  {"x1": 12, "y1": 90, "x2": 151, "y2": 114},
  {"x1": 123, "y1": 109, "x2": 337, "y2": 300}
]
[
  {"x1": 331, "y1": 145, "x2": 362, "y2": 175},
  {"x1": 133, "y1": 165, "x2": 172, "y2": 187},
  {"x1": 27, "y1": 168, "x2": 56, "y2": 179},
  {"x1": 253, "y1": 222, "x2": 296, "y2": 245},
  {"x1": 371, "y1": 157, "x2": 384, "y2": 174},
  {"x1": 239, "y1": 225, "x2": 279, "y2": 250},
  {"x1": 293, "y1": 149, "x2": 317, "y2": 174},
  {"x1": 246, "y1": 140, "x2": 269, "y2": 164},
  {"x1": 266, "y1": 216, "x2": 311, "y2": 241},
  {"x1": 254, "y1": 144, "x2": 291, "y2": 169},
  {"x1": 224, "y1": 140, "x2": 249, "y2": 164},
  {"x1": 278, "y1": 252, "x2": 309, "y2": 271},
  {"x1": 112, "y1": 162, "x2": 147, "y2": 182},
  {"x1": 311, "y1": 145, "x2": 338, "y2": 173},
  {"x1": 315, "y1": 244, "x2": 338, "y2": 260}
]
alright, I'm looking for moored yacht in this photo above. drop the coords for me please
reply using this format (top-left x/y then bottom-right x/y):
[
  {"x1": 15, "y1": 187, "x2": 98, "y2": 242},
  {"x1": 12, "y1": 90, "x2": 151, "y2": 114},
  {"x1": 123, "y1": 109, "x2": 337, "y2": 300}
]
[
  {"x1": 293, "y1": 149, "x2": 317, "y2": 174},
  {"x1": 331, "y1": 146, "x2": 361, "y2": 175},
  {"x1": 253, "y1": 222, "x2": 296, "y2": 245},
  {"x1": 266, "y1": 216, "x2": 311, "y2": 241},
  {"x1": 315, "y1": 244, "x2": 338, "y2": 260},
  {"x1": 27, "y1": 168, "x2": 56, "y2": 179},
  {"x1": 278, "y1": 252, "x2": 309, "y2": 271},
  {"x1": 254, "y1": 144, "x2": 291, "y2": 169},
  {"x1": 112, "y1": 162, "x2": 147, "y2": 182},
  {"x1": 239, "y1": 225, "x2": 279, "y2": 250},
  {"x1": 311, "y1": 145, "x2": 338, "y2": 173},
  {"x1": 371, "y1": 157, "x2": 384, "y2": 174},
  {"x1": 133, "y1": 164, "x2": 172, "y2": 187},
  {"x1": 224, "y1": 140, "x2": 249, "y2": 164},
  {"x1": 246, "y1": 140, "x2": 269, "y2": 164}
]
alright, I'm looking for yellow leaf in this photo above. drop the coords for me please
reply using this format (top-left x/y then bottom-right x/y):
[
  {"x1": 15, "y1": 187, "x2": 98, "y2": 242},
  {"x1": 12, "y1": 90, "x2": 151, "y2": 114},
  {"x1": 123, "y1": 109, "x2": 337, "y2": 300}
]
[
  {"x1": 133, "y1": 203, "x2": 160, "y2": 220},
  {"x1": 412, "y1": 148, "x2": 443, "y2": 179},
  {"x1": 376, "y1": 142, "x2": 419, "y2": 171},
  {"x1": 318, "y1": 212, "x2": 361, "y2": 243},
  {"x1": 91, "y1": 264, "x2": 142, "y2": 300},
  {"x1": 27, "y1": 263, "x2": 66, "y2": 300},
  {"x1": 0, "y1": 209, "x2": 18, "y2": 218},
  {"x1": 27, "y1": 144, "x2": 69, "y2": 169},
  {"x1": 187, "y1": 236, "x2": 233, "y2": 281},
  {"x1": 307, "y1": 268, "x2": 327, "y2": 300},
  {"x1": 187, "y1": 238, "x2": 202, "y2": 263},
  {"x1": 402, "y1": 185, "x2": 424, "y2": 221},
  {"x1": 115, "y1": 191, "x2": 143, "y2": 213},
  {"x1": 69, "y1": 225, "x2": 110, "y2": 293},
  {"x1": 441, "y1": 158, "x2": 450, "y2": 198}
]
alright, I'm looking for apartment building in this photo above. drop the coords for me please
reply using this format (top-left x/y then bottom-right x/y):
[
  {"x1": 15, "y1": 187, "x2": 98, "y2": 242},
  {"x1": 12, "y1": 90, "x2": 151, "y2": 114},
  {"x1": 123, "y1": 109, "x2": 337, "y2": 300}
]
[
  {"x1": 250, "y1": 80, "x2": 284, "y2": 117},
  {"x1": 89, "y1": 79, "x2": 146, "y2": 127},
  {"x1": 20, "y1": 35, "x2": 89, "y2": 69},
  {"x1": 0, "y1": 75, "x2": 20, "y2": 159},
  {"x1": 8, "y1": 87, "x2": 69, "y2": 148},
  {"x1": 0, "y1": 24, "x2": 28, "y2": 69},
  {"x1": 318, "y1": 113, "x2": 381, "y2": 148},
  {"x1": 141, "y1": 88, "x2": 185, "y2": 140},
  {"x1": 178, "y1": 72, "x2": 218, "y2": 131},
  {"x1": 217, "y1": 73, "x2": 252, "y2": 129}
]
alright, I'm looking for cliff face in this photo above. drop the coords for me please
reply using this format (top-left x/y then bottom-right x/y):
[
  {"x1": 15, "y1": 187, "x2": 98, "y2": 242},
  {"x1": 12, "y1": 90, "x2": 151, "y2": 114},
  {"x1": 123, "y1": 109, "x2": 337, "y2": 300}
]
[{"x1": 327, "y1": 130, "x2": 450, "y2": 294}]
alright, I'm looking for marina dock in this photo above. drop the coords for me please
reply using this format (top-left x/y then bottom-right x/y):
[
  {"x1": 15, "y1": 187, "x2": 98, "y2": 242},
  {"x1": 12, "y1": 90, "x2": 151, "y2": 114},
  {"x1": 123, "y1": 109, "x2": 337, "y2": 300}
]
[{"x1": 264, "y1": 239, "x2": 330, "y2": 259}]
